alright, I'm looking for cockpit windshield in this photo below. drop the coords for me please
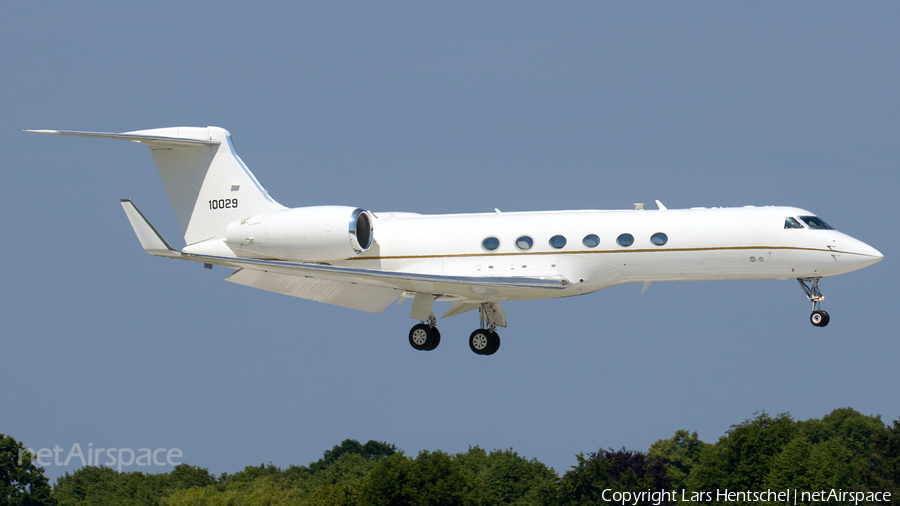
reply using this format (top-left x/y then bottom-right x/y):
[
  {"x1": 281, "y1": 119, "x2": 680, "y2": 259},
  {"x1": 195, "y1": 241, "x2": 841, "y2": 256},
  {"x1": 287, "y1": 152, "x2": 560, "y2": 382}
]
[
  {"x1": 784, "y1": 217, "x2": 804, "y2": 229},
  {"x1": 799, "y1": 216, "x2": 834, "y2": 230}
]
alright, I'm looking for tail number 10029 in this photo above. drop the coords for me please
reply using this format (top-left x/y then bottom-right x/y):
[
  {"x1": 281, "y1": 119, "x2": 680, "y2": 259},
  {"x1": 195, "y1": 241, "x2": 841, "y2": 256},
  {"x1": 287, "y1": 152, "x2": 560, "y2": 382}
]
[{"x1": 209, "y1": 198, "x2": 238, "y2": 210}]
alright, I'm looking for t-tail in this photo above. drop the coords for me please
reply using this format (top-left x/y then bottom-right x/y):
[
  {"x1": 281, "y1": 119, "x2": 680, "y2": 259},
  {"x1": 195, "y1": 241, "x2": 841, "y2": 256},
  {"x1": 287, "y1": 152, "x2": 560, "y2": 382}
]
[{"x1": 27, "y1": 126, "x2": 286, "y2": 250}]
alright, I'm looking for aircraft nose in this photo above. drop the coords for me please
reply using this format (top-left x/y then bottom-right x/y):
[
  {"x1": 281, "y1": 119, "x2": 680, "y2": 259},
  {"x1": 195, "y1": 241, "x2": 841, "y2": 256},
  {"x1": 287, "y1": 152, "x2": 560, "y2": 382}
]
[{"x1": 843, "y1": 236, "x2": 884, "y2": 269}]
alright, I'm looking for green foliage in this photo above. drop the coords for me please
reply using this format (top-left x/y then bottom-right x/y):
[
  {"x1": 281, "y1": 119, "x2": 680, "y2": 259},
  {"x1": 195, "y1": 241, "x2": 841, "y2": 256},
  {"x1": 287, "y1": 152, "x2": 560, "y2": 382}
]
[
  {"x1": 219, "y1": 462, "x2": 283, "y2": 484},
  {"x1": 556, "y1": 452, "x2": 613, "y2": 505},
  {"x1": 762, "y1": 435, "x2": 858, "y2": 494},
  {"x1": 301, "y1": 452, "x2": 383, "y2": 499},
  {"x1": 53, "y1": 464, "x2": 216, "y2": 506},
  {"x1": 777, "y1": 436, "x2": 860, "y2": 493},
  {"x1": 854, "y1": 419, "x2": 900, "y2": 505},
  {"x1": 164, "y1": 464, "x2": 218, "y2": 491},
  {"x1": 800, "y1": 407, "x2": 885, "y2": 458},
  {"x1": 687, "y1": 411, "x2": 798, "y2": 492},
  {"x1": 36, "y1": 411, "x2": 900, "y2": 506},
  {"x1": 556, "y1": 448, "x2": 671, "y2": 506},
  {"x1": 302, "y1": 477, "x2": 364, "y2": 506},
  {"x1": 0, "y1": 434, "x2": 56, "y2": 506},
  {"x1": 648, "y1": 430, "x2": 708, "y2": 491},
  {"x1": 454, "y1": 447, "x2": 557, "y2": 505},
  {"x1": 682, "y1": 408, "x2": 892, "y2": 505},
  {"x1": 359, "y1": 451, "x2": 482, "y2": 506},
  {"x1": 162, "y1": 476, "x2": 303, "y2": 506},
  {"x1": 53, "y1": 467, "x2": 119, "y2": 506},
  {"x1": 219, "y1": 462, "x2": 310, "y2": 489},
  {"x1": 761, "y1": 434, "x2": 814, "y2": 491},
  {"x1": 308, "y1": 440, "x2": 398, "y2": 474}
]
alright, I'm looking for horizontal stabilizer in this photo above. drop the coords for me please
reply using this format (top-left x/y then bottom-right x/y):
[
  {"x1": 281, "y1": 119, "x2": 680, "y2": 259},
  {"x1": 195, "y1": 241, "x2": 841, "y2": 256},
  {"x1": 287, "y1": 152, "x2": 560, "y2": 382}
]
[
  {"x1": 120, "y1": 199, "x2": 180, "y2": 257},
  {"x1": 31, "y1": 126, "x2": 285, "y2": 245},
  {"x1": 26, "y1": 129, "x2": 219, "y2": 149}
]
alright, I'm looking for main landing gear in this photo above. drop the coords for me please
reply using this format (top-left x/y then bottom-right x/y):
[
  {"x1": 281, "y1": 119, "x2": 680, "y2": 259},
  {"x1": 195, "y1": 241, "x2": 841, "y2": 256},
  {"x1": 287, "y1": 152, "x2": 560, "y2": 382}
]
[
  {"x1": 469, "y1": 329, "x2": 500, "y2": 356},
  {"x1": 798, "y1": 277, "x2": 830, "y2": 327},
  {"x1": 469, "y1": 303, "x2": 501, "y2": 356},
  {"x1": 406, "y1": 300, "x2": 504, "y2": 355},
  {"x1": 408, "y1": 316, "x2": 441, "y2": 351}
]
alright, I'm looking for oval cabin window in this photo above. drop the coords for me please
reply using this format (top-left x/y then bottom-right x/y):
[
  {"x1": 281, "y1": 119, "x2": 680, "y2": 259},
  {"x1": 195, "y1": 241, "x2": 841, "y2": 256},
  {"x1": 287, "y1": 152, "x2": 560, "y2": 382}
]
[
  {"x1": 482, "y1": 237, "x2": 500, "y2": 251},
  {"x1": 549, "y1": 235, "x2": 567, "y2": 249}
]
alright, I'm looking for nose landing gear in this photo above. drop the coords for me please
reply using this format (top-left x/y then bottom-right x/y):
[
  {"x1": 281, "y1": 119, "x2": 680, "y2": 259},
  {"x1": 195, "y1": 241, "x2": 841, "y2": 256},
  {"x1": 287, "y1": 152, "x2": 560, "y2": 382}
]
[{"x1": 798, "y1": 277, "x2": 830, "y2": 327}]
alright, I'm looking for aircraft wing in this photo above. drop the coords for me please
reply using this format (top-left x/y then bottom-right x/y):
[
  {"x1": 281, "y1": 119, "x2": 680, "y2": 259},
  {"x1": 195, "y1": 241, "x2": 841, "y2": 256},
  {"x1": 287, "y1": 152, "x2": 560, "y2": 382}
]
[
  {"x1": 197, "y1": 254, "x2": 570, "y2": 290},
  {"x1": 200, "y1": 254, "x2": 570, "y2": 313}
]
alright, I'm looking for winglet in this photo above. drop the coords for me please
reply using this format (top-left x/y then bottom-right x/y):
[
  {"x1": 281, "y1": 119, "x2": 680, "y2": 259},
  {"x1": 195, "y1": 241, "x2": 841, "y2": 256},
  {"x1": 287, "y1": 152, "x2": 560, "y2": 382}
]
[{"x1": 120, "y1": 199, "x2": 180, "y2": 257}]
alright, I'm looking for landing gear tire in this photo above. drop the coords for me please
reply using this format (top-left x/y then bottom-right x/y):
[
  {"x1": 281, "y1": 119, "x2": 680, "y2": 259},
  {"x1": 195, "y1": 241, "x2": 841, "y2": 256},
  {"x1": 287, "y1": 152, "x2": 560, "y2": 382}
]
[
  {"x1": 484, "y1": 331, "x2": 500, "y2": 356},
  {"x1": 426, "y1": 328, "x2": 441, "y2": 351},
  {"x1": 409, "y1": 324, "x2": 435, "y2": 351},
  {"x1": 810, "y1": 310, "x2": 830, "y2": 327},
  {"x1": 469, "y1": 329, "x2": 494, "y2": 355}
]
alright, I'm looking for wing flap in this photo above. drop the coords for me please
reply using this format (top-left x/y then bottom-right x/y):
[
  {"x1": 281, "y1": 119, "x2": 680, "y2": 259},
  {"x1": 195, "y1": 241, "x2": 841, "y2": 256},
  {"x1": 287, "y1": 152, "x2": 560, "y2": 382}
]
[
  {"x1": 198, "y1": 255, "x2": 571, "y2": 292},
  {"x1": 226, "y1": 268, "x2": 401, "y2": 313}
]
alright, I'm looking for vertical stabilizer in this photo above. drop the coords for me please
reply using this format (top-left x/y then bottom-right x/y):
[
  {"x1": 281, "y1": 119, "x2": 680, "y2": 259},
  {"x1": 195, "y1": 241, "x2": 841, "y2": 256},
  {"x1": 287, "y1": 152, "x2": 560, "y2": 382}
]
[{"x1": 134, "y1": 126, "x2": 285, "y2": 245}]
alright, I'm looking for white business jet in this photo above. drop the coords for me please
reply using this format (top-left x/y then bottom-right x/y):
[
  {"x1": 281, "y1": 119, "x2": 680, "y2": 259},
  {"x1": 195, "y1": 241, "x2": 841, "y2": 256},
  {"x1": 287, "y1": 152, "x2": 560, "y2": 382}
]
[{"x1": 29, "y1": 126, "x2": 883, "y2": 356}]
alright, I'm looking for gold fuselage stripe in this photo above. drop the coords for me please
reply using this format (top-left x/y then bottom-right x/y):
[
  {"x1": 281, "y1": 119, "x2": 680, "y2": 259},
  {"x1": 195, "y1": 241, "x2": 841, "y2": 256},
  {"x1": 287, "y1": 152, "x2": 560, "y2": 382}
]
[{"x1": 344, "y1": 245, "x2": 866, "y2": 261}]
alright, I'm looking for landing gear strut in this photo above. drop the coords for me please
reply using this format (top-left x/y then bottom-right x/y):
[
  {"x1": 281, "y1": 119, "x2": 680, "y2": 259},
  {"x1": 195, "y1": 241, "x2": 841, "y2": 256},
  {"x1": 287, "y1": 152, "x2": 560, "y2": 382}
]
[{"x1": 798, "y1": 277, "x2": 830, "y2": 327}]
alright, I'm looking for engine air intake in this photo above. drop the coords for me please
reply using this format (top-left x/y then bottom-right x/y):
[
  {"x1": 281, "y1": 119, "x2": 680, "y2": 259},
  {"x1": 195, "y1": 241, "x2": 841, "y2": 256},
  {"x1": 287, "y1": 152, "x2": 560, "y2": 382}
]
[{"x1": 351, "y1": 208, "x2": 373, "y2": 253}]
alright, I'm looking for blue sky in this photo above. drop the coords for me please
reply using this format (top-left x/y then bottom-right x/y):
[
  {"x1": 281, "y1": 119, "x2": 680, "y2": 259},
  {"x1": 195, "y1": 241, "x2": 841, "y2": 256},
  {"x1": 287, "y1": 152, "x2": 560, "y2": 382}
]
[{"x1": 2, "y1": 2, "x2": 898, "y2": 481}]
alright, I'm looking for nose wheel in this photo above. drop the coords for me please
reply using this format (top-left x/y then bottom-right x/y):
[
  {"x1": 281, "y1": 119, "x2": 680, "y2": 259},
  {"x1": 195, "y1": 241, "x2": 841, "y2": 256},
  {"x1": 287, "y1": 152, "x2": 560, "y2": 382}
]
[
  {"x1": 799, "y1": 277, "x2": 830, "y2": 327},
  {"x1": 810, "y1": 310, "x2": 830, "y2": 327}
]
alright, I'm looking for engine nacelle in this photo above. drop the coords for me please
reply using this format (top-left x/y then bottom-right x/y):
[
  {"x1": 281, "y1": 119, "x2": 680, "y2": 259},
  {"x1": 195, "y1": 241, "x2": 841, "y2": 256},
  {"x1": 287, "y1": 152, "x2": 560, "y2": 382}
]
[{"x1": 225, "y1": 206, "x2": 374, "y2": 261}]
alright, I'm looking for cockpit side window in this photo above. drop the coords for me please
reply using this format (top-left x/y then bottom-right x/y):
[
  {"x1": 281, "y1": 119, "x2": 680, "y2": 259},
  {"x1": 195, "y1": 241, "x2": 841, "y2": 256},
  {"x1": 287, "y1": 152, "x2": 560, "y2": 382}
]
[
  {"x1": 784, "y1": 217, "x2": 804, "y2": 229},
  {"x1": 799, "y1": 216, "x2": 834, "y2": 230}
]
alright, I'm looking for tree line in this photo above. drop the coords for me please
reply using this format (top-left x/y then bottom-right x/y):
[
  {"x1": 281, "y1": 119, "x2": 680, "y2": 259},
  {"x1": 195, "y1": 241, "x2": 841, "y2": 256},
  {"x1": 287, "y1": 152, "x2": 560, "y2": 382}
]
[{"x1": 2, "y1": 407, "x2": 898, "y2": 505}]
